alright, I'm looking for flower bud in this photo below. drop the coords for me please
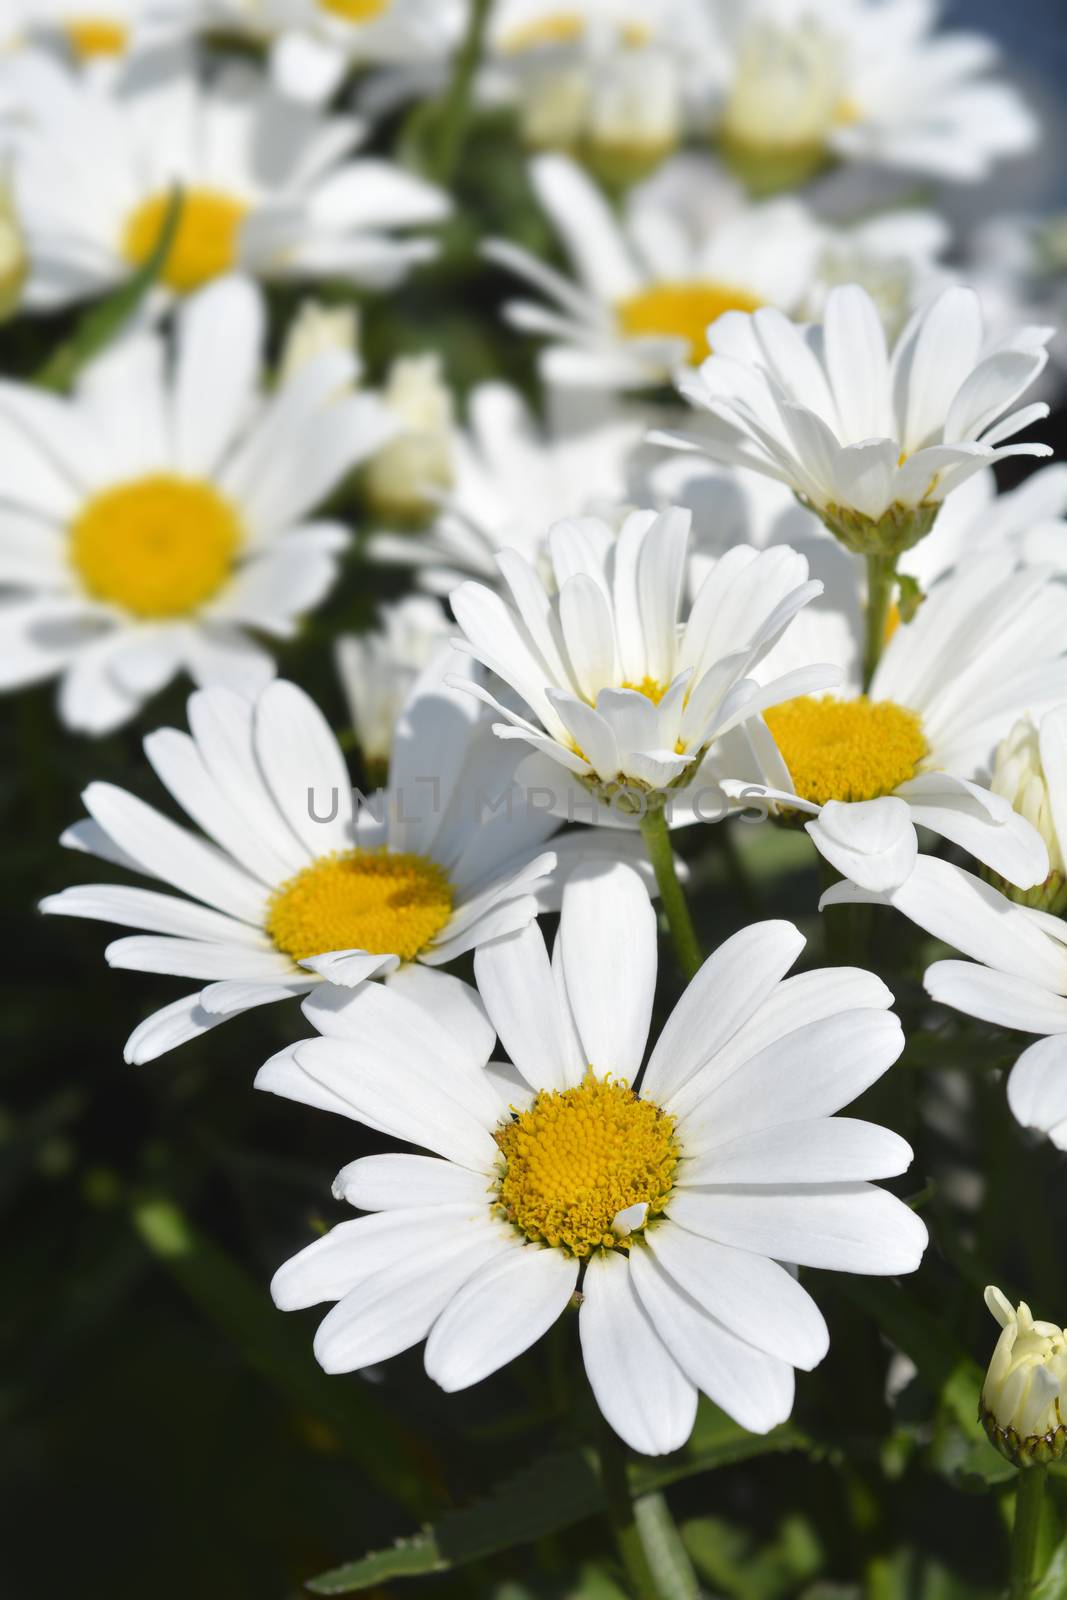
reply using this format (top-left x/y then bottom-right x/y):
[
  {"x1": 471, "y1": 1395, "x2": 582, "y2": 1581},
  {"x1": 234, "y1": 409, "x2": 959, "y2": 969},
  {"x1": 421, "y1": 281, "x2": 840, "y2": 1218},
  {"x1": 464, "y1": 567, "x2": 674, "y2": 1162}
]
[
  {"x1": 988, "y1": 713, "x2": 1067, "y2": 915},
  {"x1": 336, "y1": 598, "x2": 454, "y2": 784},
  {"x1": 719, "y1": 18, "x2": 845, "y2": 194},
  {"x1": 277, "y1": 299, "x2": 362, "y2": 389},
  {"x1": 361, "y1": 355, "x2": 454, "y2": 526},
  {"x1": 585, "y1": 48, "x2": 682, "y2": 187},
  {"x1": 980, "y1": 1285, "x2": 1067, "y2": 1467},
  {"x1": 0, "y1": 171, "x2": 28, "y2": 322}
]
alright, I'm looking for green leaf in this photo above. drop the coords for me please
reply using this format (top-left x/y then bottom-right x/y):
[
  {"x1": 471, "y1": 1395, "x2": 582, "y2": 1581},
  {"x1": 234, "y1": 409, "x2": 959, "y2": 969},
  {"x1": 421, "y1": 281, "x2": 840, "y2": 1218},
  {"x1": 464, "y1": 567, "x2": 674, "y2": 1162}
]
[
  {"x1": 34, "y1": 187, "x2": 184, "y2": 393},
  {"x1": 308, "y1": 1405, "x2": 808, "y2": 1592},
  {"x1": 130, "y1": 1196, "x2": 435, "y2": 1519}
]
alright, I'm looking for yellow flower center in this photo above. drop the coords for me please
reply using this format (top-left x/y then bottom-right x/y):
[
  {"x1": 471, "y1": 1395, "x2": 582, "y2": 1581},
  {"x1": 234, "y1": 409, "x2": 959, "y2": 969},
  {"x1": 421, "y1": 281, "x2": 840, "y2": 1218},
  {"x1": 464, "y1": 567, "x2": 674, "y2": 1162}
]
[
  {"x1": 495, "y1": 1075, "x2": 677, "y2": 1257},
  {"x1": 70, "y1": 475, "x2": 242, "y2": 618},
  {"x1": 620, "y1": 675, "x2": 668, "y2": 704},
  {"x1": 763, "y1": 695, "x2": 928, "y2": 807},
  {"x1": 266, "y1": 849, "x2": 454, "y2": 965},
  {"x1": 617, "y1": 282, "x2": 764, "y2": 365},
  {"x1": 317, "y1": 0, "x2": 389, "y2": 20},
  {"x1": 64, "y1": 16, "x2": 128, "y2": 57},
  {"x1": 122, "y1": 189, "x2": 249, "y2": 294}
]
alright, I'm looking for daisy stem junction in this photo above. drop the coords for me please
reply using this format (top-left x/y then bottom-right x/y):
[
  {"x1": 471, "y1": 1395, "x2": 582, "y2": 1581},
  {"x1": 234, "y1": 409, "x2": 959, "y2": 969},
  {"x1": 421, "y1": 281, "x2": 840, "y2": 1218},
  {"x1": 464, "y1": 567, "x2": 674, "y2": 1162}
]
[
  {"x1": 863, "y1": 553, "x2": 898, "y2": 691},
  {"x1": 639, "y1": 805, "x2": 703, "y2": 981},
  {"x1": 429, "y1": 0, "x2": 494, "y2": 185},
  {"x1": 1008, "y1": 1464, "x2": 1047, "y2": 1600}
]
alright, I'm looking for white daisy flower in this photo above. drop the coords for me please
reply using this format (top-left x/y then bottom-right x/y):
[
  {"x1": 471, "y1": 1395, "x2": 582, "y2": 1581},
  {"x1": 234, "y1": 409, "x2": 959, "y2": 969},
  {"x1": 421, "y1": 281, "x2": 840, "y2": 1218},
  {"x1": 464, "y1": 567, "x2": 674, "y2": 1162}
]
[
  {"x1": 0, "y1": 274, "x2": 394, "y2": 734},
  {"x1": 261, "y1": 860, "x2": 925, "y2": 1452},
  {"x1": 821, "y1": 849, "x2": 1067, "y2": 1154},
  {"x1": 448, "y1": 502, "x2": 835, "y2": 810},
  {"x1": 5, "y1": 44, "x2": 449, "y2": 312},
  {"x1": 981, "y1": 1286, "x2": 1067, "y2": 1468},
  {"x1": 40, "y1": 663, "x2": 567, "y2": 1064},
  {"x1": 670, "y1": 283, "x2": 1053, "y2": 558},
  {"x1": 988, "y1": 709, "x2": 1067, "y2": 915},
  {"x1": 485, "y1": 151, "x2": 825, "y2": 389},
  {"x1": 707, "y1": 0, "x2": 1037, "y2": 189},
  {"x1": 336, "y1": 596, "x2": 454, "y2": 780},
  {"x1": 191, "y1": 0, "x2": 465, "y2": 105},
  {"x1": 720, "y1": 555, "x2": 1067, "y2": 893},
  {"x1": 366, "y1": 381, "x2": 644, "y2": 592}
]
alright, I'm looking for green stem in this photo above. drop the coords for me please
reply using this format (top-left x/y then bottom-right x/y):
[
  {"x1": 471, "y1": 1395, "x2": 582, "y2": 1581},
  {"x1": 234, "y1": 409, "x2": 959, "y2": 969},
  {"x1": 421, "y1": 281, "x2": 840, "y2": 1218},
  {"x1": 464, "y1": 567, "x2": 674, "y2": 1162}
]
[
  {"x1": 633, "y1": 1493, "x2": 701, "y2": 1599},
  {"x1": 639, "y1": 806, "x2": 703, "y2": 981},
  {"x1": 1009, "y1": 1466, "x2": 1046, "y2": 1600},
  {"x1": 428, "y1": 0, "x2": 493, "y2": 185},
  {"x1": 863, "y1": 553, "x2": 897, "y2": 691},
  {"x1": 595, "y1": 1415, "x2": 659, "y2": 1600}
]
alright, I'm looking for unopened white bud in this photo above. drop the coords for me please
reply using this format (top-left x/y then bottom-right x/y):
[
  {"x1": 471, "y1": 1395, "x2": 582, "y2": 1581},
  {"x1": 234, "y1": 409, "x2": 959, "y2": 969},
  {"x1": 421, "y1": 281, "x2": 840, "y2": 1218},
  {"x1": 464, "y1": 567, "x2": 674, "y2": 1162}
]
[
  {"x1": 0, "y1": 172, "x2": 27, "y2": 321},
  {"x1": 519, "y1": 63, "x2": 591, "y2": 150},
  {"x1": 981, "y1": 1286, "x2": 1067, "y2": 1467},
  {"x1": 361, "y1": 355, "x2": 455, "y2": 526},
  {"x1": 277, "y1": 299, "x2": 361, "y2": 389},
  {"x1": 720, "y1": 19, "x2": 848, "y2": 192},
  {"x1": 586, "y1": 47, "x2": 681, "y2": 184},
  {"x1": 989, "y1": 712, "x2": 1067, "y2": 914},
  {"x1": 336, "y1": 598, "x2": 454, "y2": 780}
]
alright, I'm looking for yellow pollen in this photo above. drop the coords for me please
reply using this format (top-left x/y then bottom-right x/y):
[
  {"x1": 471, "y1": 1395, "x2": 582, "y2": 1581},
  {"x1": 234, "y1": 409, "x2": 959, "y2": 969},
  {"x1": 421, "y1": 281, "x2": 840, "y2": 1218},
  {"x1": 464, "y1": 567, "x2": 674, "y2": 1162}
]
[
  {"x1": 495, "y1": 1075, "x2": 677, "y2": 1257},
  {"x1": 620, "y1": 675, "x2": 668, "y2": 705},
  {"x1": 617, "y1": 281, "x2": 765, "y2": 365},
  {"x1": 70, "y1": 474, "x2": 242, "y2": 618},
  {"x1": 64, "y1": 17, "x2": 128, "y2": 57},
  {"x1": 122, "y1": 189, "x2": 249, "y2": 294},
  {"x1": 501, "y1": 13, "x2": 584, "y2": 51},
  {"x1": 317, "y1": 0, "x2": 389, "y2": 19},
  {"x1": 763, "y1": 695, "x2": 928, "y2": 807},
  {"x1": 266, "y1": 849, "x2": 453, "y2": 965}
]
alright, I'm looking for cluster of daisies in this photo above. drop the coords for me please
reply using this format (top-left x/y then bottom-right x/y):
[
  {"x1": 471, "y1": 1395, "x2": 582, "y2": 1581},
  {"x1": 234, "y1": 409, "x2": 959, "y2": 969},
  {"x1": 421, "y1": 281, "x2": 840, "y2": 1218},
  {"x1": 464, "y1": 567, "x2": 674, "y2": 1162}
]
[{"x1": 6, "y1": 0, "x2": 1067, "y2": 1465}]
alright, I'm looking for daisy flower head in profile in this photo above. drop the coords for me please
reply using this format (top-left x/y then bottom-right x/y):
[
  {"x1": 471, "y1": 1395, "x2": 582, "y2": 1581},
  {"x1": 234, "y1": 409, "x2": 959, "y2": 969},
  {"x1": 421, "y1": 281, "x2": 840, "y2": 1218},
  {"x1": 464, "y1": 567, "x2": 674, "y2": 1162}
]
[
  {"x1": 724, "y1": 553, "x2": 1067, "y2": 895},
  {"x1": 335, "y1": 596, "x2": 454, "y2": 786},
  {"x1": 669, "y1": 283, "x2": 1054, "y2": 570},
  {"x1": 0, "y1": 0, "x2": 185, "y2": 68},
  {"x1": 366, "y1": 381, "x2": 644, "y2": 592},
  {"x1": 262, "y1": 860, "x2": 926, "y2": 1452},
  {"x1": 4, "y1": 43, "x2": 450, "y2": 314},
  {"x1": 448, "y1": 502, "x2": 836, "y2": 817},
  {"x1": 40, "y1": 656, "x2": 569, "y2": 1064},
  {"x1": 821, "y1": 849, "x2": 1067, "y2": 1154},
  {"x1": 707, "y1": 0, "x2": 1036, "y2": 194},
  {"x1": 0, "y1": 274, "x2": 395, "y2": 733},
  {"x1": 484, "y1": 151, "x2": 824, "y2": 389},
  {"x1": 485, "y1": 0, "x2": 711, "y2": 184}
]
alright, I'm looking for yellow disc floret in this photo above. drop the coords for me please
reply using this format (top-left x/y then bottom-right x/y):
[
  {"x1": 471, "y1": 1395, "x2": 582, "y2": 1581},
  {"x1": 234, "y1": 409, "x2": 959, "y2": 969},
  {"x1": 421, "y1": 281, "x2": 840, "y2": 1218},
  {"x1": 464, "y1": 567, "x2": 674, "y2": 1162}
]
[
  {"x1": 122, "y1": 189, "x2": 249, "y2": 294},
  {"x1": 763, "y1": 695, "x2": 928, "y2": 807},
  {"x1": 617, "y1": 282, "x2": 764, "y2": 365},
  {"x1": 266, "y1": 848, "x2": 454, "y2": 965},
  {"x1": 620, "y1": 676, "x2": 668, "y2": 705},
  {"x1": 64, "y1": 17, "x2": 128, "y2": 57},
  {"x1": 317, "y1": 0, "x2": 389, "y2": 21},
  {"x1": 495, "y1": 1075, "x2": 677, "y2": 1257},
  {"x1": 70, "y1": 475, "x2": 243, "y2": 618}
]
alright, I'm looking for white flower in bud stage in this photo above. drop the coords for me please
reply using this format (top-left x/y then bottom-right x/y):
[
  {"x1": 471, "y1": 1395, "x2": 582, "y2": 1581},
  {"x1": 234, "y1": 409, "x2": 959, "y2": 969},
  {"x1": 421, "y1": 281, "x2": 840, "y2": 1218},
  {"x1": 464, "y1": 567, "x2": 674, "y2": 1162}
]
[
  {"x1": 708, "y1": 0, "x2": 1036, "y2": 188},
  {"x1": 981, "y1": 1286, "x2": 1067, "y2": 1466},
  {"x1": 0, "y1": 167, "x2": 27, "y2": 321},
  {"x1": 449, "y1": 504, "x2": 835, "y2": 810},
  {"x1": 361, "y1": 354, "x2": 455, "y2": 525},
  {"x1": 262, "y1": 861, "x2": 925, "y2": 1454},
  {"x1": 669, "y1": 284, "x2": 1053, "y2": 556},
  {"x1": 278, "y1": 299, "x2": 362, "y2": 389},
  {"x1": 336, "y1": 598, "x2": 455, "y2": 778},
  {"x1": 990, "y1": 710, "x2": 1067, "y2": 915}
]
